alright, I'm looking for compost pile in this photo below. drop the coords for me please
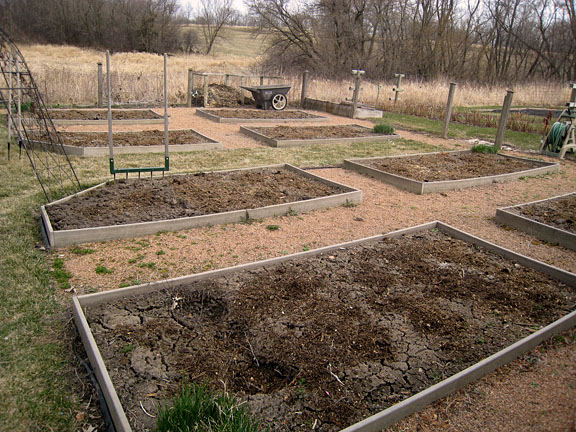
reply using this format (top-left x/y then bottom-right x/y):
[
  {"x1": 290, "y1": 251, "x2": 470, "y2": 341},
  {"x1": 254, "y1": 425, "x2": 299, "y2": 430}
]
[
  {"x1": 512, "y1": 193, "x2": 576, "y2": 234},
  {"x1": 86, "y1": 230, "x2": 575, "y2": 431},
  {"x1": 47, "y1": 167, "x2": 346, "y2": 230},
  {"x1": 196, "y1": 84, "x2": 254, "y2": 107},
  {"x1": 362, "y1": 152, "x2": 543, "y2": 182}
]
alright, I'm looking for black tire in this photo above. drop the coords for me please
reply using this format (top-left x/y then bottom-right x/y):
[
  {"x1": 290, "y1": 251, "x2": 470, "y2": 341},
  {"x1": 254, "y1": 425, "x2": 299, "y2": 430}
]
[{"x1": 271, "y1": 93, "x2": 287, "y2": 110}]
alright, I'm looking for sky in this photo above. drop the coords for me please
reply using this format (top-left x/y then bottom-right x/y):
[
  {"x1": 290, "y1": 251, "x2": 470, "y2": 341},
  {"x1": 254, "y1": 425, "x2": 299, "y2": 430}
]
[{"x1": 178, "y1": 0, "x2": 248, "y2": 14}]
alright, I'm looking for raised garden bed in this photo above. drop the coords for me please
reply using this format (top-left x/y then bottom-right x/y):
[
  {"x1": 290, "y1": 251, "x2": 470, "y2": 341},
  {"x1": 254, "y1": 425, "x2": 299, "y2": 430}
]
[
  {"x1": 47, "y1": 109, "x2": 164, "y2": 125},
  {"x1": 41, "y1": 164, "x2": 361, "y2": 247},
  {"x1": 28, "y1": 129, "x2": 221, "y2": 156},
  {"x1": 196, "y1": 108, "x2": 329, "y2": 123},
  {"x1": 240, "y1": 124, "x2": 399, "y2": 147},
  {"x1": 344, "y1": 151, "x2": 559, "y2": 194},
  {"x1": 495, "y1": 192, "x2": 576, "y2": 251},
  {"x1": 73, "y1": 221, "x2": 576, "y2": 432}
]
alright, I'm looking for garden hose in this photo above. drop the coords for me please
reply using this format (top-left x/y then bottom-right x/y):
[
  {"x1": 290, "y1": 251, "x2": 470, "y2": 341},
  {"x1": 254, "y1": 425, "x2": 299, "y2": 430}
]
[{"x1": 545, "y1": 122, "x2": 569, "y2": 153}]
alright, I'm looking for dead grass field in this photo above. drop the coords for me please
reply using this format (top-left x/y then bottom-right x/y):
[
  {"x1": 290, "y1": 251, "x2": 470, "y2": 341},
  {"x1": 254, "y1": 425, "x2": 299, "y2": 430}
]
[{"x1": 20, "y1": 44, "x2": 570, "y2": 108}]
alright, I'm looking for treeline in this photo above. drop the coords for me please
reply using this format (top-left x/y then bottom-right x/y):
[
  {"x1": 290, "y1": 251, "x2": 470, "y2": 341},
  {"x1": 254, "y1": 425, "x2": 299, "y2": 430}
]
[
  {"x1": 0, "y1": 0, "x2": 184, "y2": 53},
  {"x1": 248, "y1": 0, "x2": 576, "y2": 83}
]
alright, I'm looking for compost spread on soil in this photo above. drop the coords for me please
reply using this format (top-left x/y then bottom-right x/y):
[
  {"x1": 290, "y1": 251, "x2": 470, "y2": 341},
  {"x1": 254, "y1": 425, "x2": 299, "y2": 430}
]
[
  {"x1": 252, "y1": 124, "x2": 385, "y2": 140},
  {"x1": 512, "y1": 193, "x2": 576, "y2": 234},
  {"x1": 203, "y1": 109, "x2": 323, "y2": 119},
  {"x1": 85, "y1": 229, "x2": 575, "y2": 431},
  {"x1": 47, "y1": 167, "x2": 346, "y2": 230},
  {"x1": 59, "y1": 129, "x2": 209, "y2": 147},
  {"x1": 48, "y1": 109, "x2": 162, "y2": 120},
  {"x1": 361, "y1": 152, "x2": 544, "y2": 182}
]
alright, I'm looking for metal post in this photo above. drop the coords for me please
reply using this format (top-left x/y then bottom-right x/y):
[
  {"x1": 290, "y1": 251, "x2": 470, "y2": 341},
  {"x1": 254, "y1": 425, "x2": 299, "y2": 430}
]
[
  {"x1": 260, "y1": 76, "x2": 264, "y2": 86},
  {"x1": 106, "y1": 51, "x2": 114, "y2": 171},
  {"x1": 301, "y1": 70, "x2": 309, "y2": 108},
  {"x1": 240, "y1": 76, "x2": 245, "y2": 105},
  {"x1": 186, "y1": 68, "x2": 194, "y2": 107},
  {"x1": 7, "y1": 49, "x2": 12, "y2": 159},
  {"x1": 225, "y1": 74, "x2": 230, "y2": 86},
  {"x1": 442, "y1": 82, "x2": 457, "y2": 139},
  {"x1": 163, "y1": 54, "x2": 169, "y2": 169},
  {"x1": 495, "y1": 90, "x2": 514, "y2": 150},
  {"x1": 97, "y1": 62, "x2": 103, "y2": 107},
  {"x1": 16, "y1": 57, "x2": 22, "y2": 137},
  {"x1": 203, "y1": 75, "x2": 208, "y2": 108}
]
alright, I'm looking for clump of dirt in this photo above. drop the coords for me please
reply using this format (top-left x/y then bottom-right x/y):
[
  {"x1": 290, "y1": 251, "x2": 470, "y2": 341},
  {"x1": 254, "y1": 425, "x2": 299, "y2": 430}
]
[
  {"x1": 252, "y1": 124, "x2": 386, "y2": 140},
  {"x1": 361, "y1": 152, "x2": 546, "y2": 182},
  {"x1": 202, "y1": 108, "x2": 323, "y2": 119},
  {"x1": 58, "y1": 129, "x2": 210, "y2": 147},
  {"x1": 195, "y1": 84, "x2": 254, "y2": 107},
  {"x1": 85, "y1": 230, "x2": 575, "y2": 431},
  {"x1": 512, "y1": 193, "x2": 576, "y2": 234},
  {"x1": 46, "y1": 167, "x2": 347, "y2": 230},
  {"x1": 48, "y1": 109, "x2": 162, "y2": 120}
]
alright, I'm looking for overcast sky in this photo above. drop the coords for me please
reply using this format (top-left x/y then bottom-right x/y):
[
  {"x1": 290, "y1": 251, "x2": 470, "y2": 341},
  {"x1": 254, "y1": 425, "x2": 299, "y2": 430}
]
[{"x1": 178, "y1": 0, "x2": 248, "y2": 14}]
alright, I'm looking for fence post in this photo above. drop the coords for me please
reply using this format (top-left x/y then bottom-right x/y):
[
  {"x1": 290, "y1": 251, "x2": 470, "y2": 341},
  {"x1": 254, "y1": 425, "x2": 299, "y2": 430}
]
[
  {"x1": 495, "y1": 90, "x2": 514, "y2": 150},
  {"x1": 203, "y1": 75, "x2": 208, "y2": 108},
  {"x1": 301, "y1": 70, "x2": 309, "y2": 108},
  {"x1": 186, "y1": 68, "x2": 194, "y2": 107},
  {"x1": 240, "y1": 76, "x2": 245, "y2": 105},
  {"x1": 97, "y1": 62, "x2": 103, "y2": 107},
  {"x1": 225, "y1": 74, "x2": 230, "y2": 86},
  {"x1": 570, "y1": 83, "x2": 576, "y2": 103},
  {"x1": 351, "y1": 70, "x2": 364, "y2": 118},
  {"x1": 442, "y1": 82, "x2": 457, "y2": 139},
  {"x1": 260, "y1": 75, "x2": 264, "y2": 86}
]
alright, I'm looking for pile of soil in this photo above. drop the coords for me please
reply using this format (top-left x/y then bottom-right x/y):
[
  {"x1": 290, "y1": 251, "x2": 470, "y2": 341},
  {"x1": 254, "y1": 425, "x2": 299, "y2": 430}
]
[
  {"x1": 48, "y1": 109, "x2": 162, "y2": 120},
  {"x1": 59, "y1": 130, "x2": 209, "y2": 147},
  {"x1": 205, "y1": 109, "x2": 322, "y2": 119},
  {"x1": 362, "y1": 152, "x2": 544, "y2": 182},
  {"x1": 47, "y1": 167, "x2": 346, "y2": 230},
  {"x1": 195, "y1": 84, "x2": 254, "y2": 107},
  {"x1": 86, "y1": 230, "x2": 575, "y2": 431},
  {"x1": 253, "y1": 124, "x2": 384, "y2": 140},
  {"x1": 512, "y1": 193, "x2": 576, "y2": 233}
]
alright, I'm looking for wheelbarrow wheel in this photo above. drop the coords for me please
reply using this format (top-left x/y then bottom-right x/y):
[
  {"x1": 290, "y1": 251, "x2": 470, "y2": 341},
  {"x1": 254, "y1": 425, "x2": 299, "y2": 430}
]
[{"x1": 271, "y1": 93, "x2": 287, "y2": 110}]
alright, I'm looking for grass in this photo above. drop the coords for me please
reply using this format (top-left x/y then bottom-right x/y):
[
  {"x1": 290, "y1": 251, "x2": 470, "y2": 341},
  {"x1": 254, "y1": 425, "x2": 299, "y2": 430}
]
[
  {"x1": 157, "y1": 383, "x2": 265, "y2": 432},
  {"x1": 378, "y1": 112, "x2": 542, "y2": 151}
]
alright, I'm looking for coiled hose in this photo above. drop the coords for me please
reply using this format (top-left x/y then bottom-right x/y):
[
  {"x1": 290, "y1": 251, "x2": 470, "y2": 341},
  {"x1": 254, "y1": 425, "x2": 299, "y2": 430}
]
[{"x1": 545, "y1": 122, "x2": 569, "y2": 153}]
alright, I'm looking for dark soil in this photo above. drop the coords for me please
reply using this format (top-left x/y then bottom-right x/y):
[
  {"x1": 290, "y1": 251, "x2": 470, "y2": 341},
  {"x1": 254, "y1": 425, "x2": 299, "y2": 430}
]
[
  {"x1": 205, "y1": 109, "x2": 323, "y2": 119},
  {"x1": 512, "y1": 193, "x2": 576, "y2": 234},
  {"x1": 59, "y1": 129, "x2": 209, "y2": 147},
  {"x1": 85, "y1": 230, "x2": 575, "y2": 431},
  {"x1": 252, "y1": 125, "x2": 386, "y2": 140},
  {"x1": 362, "y1": 153, "x2": 543, "y2": 182},
  {"x1": 48, "y1": 109, "x2": 162, "y2": 120},
  {"x1": 47, "y1": 167, "x2": 346, "y2": 230}
]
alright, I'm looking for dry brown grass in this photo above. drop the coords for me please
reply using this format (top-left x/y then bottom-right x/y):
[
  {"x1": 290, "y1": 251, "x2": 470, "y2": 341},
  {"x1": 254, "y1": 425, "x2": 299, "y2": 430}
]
[{"x1": 20, "y1": 44, "x2": 570, "y2": 108}]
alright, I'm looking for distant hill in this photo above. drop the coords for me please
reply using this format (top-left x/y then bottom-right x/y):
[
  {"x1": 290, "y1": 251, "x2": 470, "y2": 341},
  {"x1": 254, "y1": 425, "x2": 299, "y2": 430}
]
[{"x1": 183, "y1": 25, "x2": 270, "y2": 58}]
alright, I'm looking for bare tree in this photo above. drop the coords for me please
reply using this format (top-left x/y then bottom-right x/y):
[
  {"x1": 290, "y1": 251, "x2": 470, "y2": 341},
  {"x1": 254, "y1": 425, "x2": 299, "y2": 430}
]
[{"x1": 197, "y1": 0, "x2": 236, "y2": 55}]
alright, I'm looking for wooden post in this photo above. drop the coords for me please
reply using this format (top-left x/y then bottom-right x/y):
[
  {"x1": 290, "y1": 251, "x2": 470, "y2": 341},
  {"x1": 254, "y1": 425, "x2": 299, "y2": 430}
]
[
  {"x1": 495, "y1": 90, "x2": 514, "y2": 150},
  {"x1": 260, "y1": 75, "x2": 264, "y2": 86},
  {"x1": 186, "y1": 68, "x2": 194, "y2": 107},
  {"x1": 203, "y1": 75, "x2": 208, "y2": 108},
  {"x1": 240, "y1": 76, "x2": 245, "y2": 105},
  {"x1": 106, "y1": 51, "x2": 114, "y2": 163},
  {"x1": 442, "y1": 82, "x2": 457, "y2": 139},
  {"x1": 16, "y1": 57, "x2": 21, "y2": 136},
  {"x1": 393, "y1": 73, "x2": 404, "y2": 107},
  {"x1": 300, "y1": 70, "x2": 309, "y2": 108},
  {"x1": 7, "y1": 49, "x2": 13, "y2": 157},
  {"x1": 97, "y1": 62, "x2": 103, "y2": 107},
  {"x1": 225, "y1": 74, "x2": 230, "y2": 86},
  {"x1": 570, "y1": 83, "x2": 576, "y2": 103},
  {"x1": 351, "y1": 70, "x2": 364, "y2": 118},
  {"x1": 163, "y1": 54, "x2": 169, "y2": 162}
]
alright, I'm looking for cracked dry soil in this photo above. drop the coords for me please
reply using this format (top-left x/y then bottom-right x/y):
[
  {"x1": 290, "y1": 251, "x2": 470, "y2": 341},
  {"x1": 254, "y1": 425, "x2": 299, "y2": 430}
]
[{"x1": 86, "y1": 230, "x2": 575, "y2": 431}]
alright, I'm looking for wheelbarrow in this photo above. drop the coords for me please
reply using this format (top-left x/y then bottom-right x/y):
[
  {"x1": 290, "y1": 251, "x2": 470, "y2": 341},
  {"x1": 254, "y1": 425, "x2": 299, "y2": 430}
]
[{"x1": 240, "y1": 85, "x2": 291, "y2": 110}]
